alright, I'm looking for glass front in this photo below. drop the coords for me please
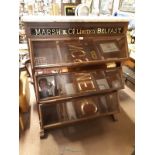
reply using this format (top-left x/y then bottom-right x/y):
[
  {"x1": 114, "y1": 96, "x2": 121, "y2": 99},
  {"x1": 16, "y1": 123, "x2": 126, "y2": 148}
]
[
  {"x1": 37, "y1": 68, "x2": 123, "y2": 100},
  {"x1": 31, "y1": 37, "x2": 127, "y2": 67},
  {"x1": 40, "y1": 91, "x2": 119, "y2": 125}
]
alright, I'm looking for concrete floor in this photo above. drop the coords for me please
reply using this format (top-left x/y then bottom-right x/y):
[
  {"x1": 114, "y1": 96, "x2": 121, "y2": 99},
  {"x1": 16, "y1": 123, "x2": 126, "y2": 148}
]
[{"x1": 19, "y1": 83, "x2": 135, "y2": 155}]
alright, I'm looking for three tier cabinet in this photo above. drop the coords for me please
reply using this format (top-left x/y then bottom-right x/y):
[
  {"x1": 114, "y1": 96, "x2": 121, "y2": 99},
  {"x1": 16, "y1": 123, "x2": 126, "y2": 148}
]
[{"x1": 23, "y1": 16, "x2": 129, "y2": 138}]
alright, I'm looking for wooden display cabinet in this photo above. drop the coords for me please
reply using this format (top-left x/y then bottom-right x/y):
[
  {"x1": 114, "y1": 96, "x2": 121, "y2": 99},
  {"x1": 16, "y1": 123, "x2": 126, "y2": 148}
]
[{"x1": 22, "y1": 16, "x2": 129, "y2": 138}]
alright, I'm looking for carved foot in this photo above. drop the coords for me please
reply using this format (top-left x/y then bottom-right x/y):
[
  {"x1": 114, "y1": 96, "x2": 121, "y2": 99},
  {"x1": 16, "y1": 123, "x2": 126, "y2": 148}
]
[
  {"x1": 111, "y1": 114, "x2": 118, "y2": 121},
  {"x1": 40, "y1": 130, "x2": 47, "y2": 139}
]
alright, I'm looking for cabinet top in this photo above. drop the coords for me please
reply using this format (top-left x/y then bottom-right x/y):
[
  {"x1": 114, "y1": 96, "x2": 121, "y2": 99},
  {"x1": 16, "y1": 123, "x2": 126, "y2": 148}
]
[{"x1": 22, "y1": 16, "x2": 129, "y2": 23}]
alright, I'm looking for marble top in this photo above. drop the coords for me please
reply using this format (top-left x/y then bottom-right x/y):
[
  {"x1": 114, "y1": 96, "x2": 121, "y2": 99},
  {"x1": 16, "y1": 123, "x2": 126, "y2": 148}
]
[{"x1": 22, "y1": 15, "x2": 129, "y2": 23}]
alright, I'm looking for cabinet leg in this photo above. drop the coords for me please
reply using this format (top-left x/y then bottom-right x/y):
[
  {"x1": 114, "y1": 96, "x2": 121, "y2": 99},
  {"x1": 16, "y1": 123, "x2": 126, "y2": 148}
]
[
  {"x1": 40, "y1": 129, "x2": 47, "y2": 139},
  {"x1": 111, "y1": 114, "x2": 118, "y2": 121}
]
